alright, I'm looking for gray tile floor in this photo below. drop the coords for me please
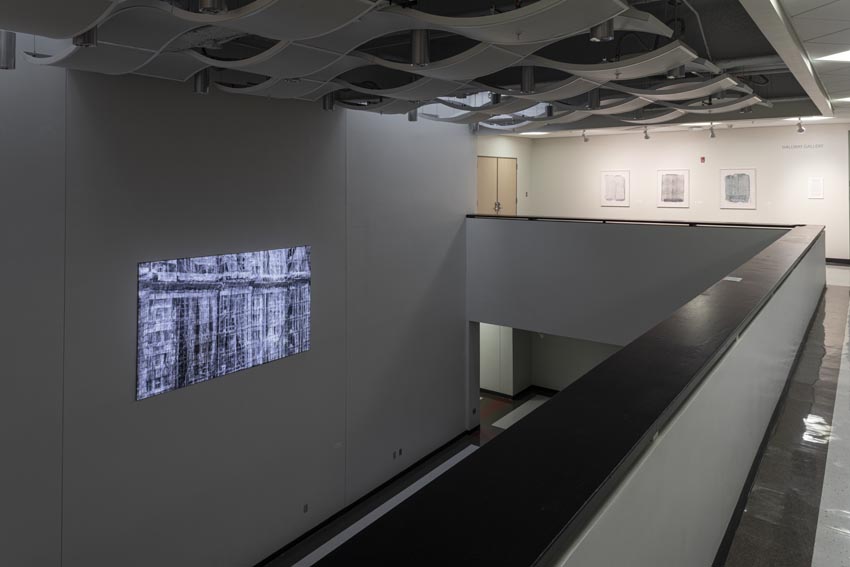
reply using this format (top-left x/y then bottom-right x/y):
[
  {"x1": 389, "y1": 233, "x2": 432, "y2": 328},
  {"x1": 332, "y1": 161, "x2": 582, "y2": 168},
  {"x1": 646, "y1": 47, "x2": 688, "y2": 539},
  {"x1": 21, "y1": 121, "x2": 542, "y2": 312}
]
[{"x1": 723, "y1": 283, "x2": 849, "y2": 567}]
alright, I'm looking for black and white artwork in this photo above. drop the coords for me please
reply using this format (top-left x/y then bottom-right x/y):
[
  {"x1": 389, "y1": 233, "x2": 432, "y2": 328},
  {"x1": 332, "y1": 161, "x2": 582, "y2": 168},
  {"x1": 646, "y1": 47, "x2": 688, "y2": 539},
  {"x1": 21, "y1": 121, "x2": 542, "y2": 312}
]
[
  {"x1": 601, "y1": 170, "x2": 630, "y2": 207},
  {"x1": 657, "y1": 170, "x2": 690, "y2": 208},
  {"x1": 136, "y1": 246, "x2": 311, "y2": 400},
  {"x1": 720, "y1": 168, "x2": 757, "y2": 209}
]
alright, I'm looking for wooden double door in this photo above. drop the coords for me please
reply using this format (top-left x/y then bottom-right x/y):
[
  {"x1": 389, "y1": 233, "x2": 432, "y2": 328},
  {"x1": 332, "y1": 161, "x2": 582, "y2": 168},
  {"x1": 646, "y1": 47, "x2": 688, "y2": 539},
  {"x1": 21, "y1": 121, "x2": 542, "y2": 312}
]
[{"x1": 476, "y1": 156, "x2": 517, "y2": 216}]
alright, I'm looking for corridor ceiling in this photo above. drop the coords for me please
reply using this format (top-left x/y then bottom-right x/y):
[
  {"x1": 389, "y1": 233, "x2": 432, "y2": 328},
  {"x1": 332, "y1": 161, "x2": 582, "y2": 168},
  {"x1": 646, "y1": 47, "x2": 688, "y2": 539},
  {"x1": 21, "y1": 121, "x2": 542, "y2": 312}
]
[{"x1": 0, "y1": 0, "x2": 826, "y2": 131}]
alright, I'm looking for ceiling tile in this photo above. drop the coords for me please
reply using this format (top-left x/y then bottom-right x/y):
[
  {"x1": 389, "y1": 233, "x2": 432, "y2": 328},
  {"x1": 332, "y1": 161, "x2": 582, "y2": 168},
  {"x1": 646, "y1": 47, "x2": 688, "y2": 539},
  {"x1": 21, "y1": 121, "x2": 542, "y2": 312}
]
[
  {"x1": 782, "y1": 0, "x2": 841, "y2": 17},
  {"x1": 792, "y1": 17, "x2": 850, "y2": 40},
  {"x1": 788, "y1": 0, "x2": 850, "y2": 20}
]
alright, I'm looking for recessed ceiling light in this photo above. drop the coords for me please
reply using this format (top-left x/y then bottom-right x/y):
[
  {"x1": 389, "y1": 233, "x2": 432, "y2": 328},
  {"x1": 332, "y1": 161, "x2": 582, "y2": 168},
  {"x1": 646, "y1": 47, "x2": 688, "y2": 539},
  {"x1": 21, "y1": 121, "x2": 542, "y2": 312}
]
[
  {"x1": 817, "y1": 49, "x2": 850, "y2": 62},
  {"x1": 782, "y1": 116, "x2": 831, "y2": 122},
  {"x1": 519, "y1": 131, "x2": 547, "y2": 136}
]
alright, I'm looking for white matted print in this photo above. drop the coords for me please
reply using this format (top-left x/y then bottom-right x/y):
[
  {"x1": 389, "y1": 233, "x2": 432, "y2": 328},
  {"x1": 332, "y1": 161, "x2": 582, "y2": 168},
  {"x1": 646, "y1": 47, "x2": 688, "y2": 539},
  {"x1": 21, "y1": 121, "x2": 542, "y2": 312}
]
[
  {"x1": 601, "y1": 170, "x2": 630, "y2": 207},
  {"x1": 808, "y1": 177, "x2": 824, "y2": 199},
  {"x1": 657, "y1": 170, "x2": 689, "y2": 208},
  {"x1": 719, "y1": 168, "x2": 756, "y2": 209}
]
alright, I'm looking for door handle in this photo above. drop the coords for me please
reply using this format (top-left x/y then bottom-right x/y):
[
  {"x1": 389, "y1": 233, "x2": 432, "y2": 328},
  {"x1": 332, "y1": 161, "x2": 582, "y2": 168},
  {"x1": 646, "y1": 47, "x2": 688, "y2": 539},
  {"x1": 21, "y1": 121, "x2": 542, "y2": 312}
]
[{"x1": 494, "y1": 201, "x2": 502, "y2": 213}]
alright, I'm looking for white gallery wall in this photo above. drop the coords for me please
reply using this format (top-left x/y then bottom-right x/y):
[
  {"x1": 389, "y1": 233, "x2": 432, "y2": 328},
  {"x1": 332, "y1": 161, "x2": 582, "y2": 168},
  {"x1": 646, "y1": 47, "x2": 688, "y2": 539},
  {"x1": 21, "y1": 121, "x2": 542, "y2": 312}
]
[
  {"x1": 0, "y1": 57, "x2": 474, "y2": 567},
  {"x1": 523, "y1": 124, "x2": 850, "y2": 259}
]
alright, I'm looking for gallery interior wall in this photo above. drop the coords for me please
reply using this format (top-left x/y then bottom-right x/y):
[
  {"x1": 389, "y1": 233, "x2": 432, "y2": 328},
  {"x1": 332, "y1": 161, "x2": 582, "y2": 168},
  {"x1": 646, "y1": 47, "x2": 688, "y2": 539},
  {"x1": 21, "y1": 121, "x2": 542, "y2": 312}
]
[
  {"x1": 523, "y1": 124, "x2": 850, "y2": 259},
  {"x1": 1, "y1": 58, "x2": 473, "y2": 566},
  {"x1": 0, "y1": 37, "x2": 65, "y2": 567},
  {"x1": 467, "y1": 219, "x2": 785, "y2": 346}
]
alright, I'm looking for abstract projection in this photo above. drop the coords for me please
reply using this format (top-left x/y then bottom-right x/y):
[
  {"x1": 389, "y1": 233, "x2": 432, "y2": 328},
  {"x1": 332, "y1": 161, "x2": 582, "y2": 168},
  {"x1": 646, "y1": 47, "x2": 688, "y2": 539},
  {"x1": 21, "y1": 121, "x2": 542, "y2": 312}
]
[{"x1": 136, "y1": 247, "x2": 311, "y2": 400}]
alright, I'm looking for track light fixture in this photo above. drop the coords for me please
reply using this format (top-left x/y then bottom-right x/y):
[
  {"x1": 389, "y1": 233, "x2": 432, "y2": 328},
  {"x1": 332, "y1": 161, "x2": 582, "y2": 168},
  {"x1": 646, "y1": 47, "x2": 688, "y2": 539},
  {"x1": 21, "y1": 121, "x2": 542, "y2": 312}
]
[
  {"x1": 666, "y1": 65, "x2": 686, "y2": 80},
  {"x1": 546, "y1": 104, "x2": 554, "y2": 118},
  {"x1": 0, "y1": 31, "x2": 15, "y2": 70},
  {"x1": 587, "y1": 88, "x2": 601, "y2": 110},
  {"x1": 321, "y1": 92, "x2": 335, "y2": 111},
  {"x1": 643, "y1": 126, "x2": 650, "y2": 140},
  {"x1": 193, "y1": 68, "x2": 210, "y2": 95},
  {"x1": 709, "y1": 123, "x2": 716, "y2": 139},
  {"x1": 796, "y1": 119, "x2": 806, "y2": 134},
  {"x1": 589, "y1": 19, "x2": 615, "y2": 42},
  {"x1": 490, "y1": 92, "x2": 502, "y2": 105},
  {"x1": 73, "y1": 27, "x2": 98, "y2": 48},
  {"x1": 407, "y1": 109, "x2": 418, "y2": 122},
  {"x1": 411, "y1": 29, "x2": 430, "y2": 67},
  {"x1": 198, "y1": 0, "x2": 227, "y2": 14},
  {"x1": 582, "y1": 130, "x2": 589, "y2": 143}
]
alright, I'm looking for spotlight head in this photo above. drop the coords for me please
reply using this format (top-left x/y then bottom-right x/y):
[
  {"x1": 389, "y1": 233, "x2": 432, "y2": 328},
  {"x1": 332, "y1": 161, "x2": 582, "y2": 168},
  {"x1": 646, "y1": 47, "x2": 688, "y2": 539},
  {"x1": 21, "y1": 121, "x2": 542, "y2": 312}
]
[
  {"x1": 321, "y1": 92, "x2": 335, "y2": 111},
  {"x1": 582, "y1": 129, "x2": 589, "y2": 143},
  {"x1": 407, "y1": 109, "x2": 418, "y2": 122},
  {"x1": 490, "y1": 92, "x2": 502, "y2": 105},
  {"x1": 709, "y1": 123, "x2": 716, "y2": 139},
  {"x1": 643, "y1": 126, "x2": 650, "y2": 140},
  {"x1": 797, "y1": 121, "x2": 806, "y2": 133}
]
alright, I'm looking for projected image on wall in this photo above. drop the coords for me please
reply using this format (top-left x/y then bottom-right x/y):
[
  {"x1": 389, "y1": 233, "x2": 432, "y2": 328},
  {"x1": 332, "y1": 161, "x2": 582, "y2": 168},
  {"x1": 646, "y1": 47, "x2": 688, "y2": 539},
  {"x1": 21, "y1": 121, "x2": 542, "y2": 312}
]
[{"x1": 136, "y1": 246, "x2": 311, "y2": 400}]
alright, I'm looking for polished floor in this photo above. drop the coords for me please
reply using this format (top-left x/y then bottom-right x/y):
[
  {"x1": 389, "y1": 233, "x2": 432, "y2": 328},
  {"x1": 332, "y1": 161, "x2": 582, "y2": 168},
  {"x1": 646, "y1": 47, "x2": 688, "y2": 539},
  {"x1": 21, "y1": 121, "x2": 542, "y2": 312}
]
[{"x1": 722, "y1": 271, "x2": 850, "y2": 566}]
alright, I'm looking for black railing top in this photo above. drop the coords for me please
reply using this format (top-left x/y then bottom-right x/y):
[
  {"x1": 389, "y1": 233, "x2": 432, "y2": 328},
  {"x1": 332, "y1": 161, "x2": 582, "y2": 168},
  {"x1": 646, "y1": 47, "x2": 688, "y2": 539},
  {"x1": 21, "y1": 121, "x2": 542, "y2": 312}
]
[
  {"x1": 315, "y1": 223, "x2": 824, "y2": 567},
  {"x1": 467, "y1": 213, "x2": 800, "y2": 230}
]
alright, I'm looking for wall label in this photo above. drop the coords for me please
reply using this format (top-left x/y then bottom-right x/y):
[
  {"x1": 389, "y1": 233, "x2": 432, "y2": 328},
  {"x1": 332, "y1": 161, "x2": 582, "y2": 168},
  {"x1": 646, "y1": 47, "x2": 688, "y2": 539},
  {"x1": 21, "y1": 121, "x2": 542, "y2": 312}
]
[{"x1": 781, "y1": 143, "x2": 824, "y2": 151}]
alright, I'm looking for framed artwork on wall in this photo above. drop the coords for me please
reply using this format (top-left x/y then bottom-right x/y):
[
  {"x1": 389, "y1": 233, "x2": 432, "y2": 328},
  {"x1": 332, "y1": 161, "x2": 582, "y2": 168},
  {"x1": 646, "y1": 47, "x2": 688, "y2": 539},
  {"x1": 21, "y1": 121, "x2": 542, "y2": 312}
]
[
  {"x1": 720, "y1": 168, "x2": 757, "y2": 209},
  {"x1": 601, "y1": 170, "x2": 630, "y2": 207},
  {"x1": 657, "y1": 170, "x2": 690, "y2": 208}
]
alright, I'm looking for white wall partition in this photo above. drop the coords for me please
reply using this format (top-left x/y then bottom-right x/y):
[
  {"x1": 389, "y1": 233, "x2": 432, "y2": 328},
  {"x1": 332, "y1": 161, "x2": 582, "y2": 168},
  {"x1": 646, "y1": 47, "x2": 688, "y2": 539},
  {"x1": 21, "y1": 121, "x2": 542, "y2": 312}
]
[
  {"x1": 524, "y1": 124, "x2": 850, "y2": 259},
  {"x1": 467, "y1": 218, "x2": 786, "y2": 346},
  {"x1": 548, "y1": 233, "x2": 825, "y2": 567},
  {"x1": 2, "y1": 65, "x2": 473, "y2": 567}
]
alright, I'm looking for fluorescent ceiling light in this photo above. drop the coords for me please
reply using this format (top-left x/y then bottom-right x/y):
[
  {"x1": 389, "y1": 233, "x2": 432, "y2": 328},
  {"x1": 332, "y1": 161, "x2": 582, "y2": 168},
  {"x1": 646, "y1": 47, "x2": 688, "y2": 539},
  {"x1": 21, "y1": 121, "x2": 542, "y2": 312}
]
[
  {"x1": 682, "y1": 122, "x2": 722, "y2": 127},
  {"x1": 817, "y1": 49, "x2": 850, "y2": 62},
  {"x1": 519, "y1": 132, "x2": 547, "y2": 136},
  {"x1": 782, "y1": 116, "x2": 831, "y2": 121}
]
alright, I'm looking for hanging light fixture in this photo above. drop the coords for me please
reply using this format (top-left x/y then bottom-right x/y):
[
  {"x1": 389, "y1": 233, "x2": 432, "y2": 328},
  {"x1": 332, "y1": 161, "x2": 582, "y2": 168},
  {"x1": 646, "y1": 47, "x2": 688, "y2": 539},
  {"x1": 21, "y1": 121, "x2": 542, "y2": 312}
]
[
  {"x1": 796, "y1": 119, "x2": 806, "y2": 133},
  {"x1": 644, "y1": 126, "x2": 650, "y2": 140},
  {"x1": 589, "y1": 19, "x2": 615, "y2": 42},
  {"x1": 411, "y1": 29, "x2": 429, "y2": 67},
  {"x1": 322, "y1": 92, "x2": 335, "y2": 111},
  {"x1": 193, "y1": 68, "x2": 211, "y2": 95},
  {"x1": 198, "y1": 0, "x2": 227, "y2": 14},
  {"x1": 546, "y1": 104, "x2": 554, "y2": 118},
  {"x1": 490, "y1": 92, "x2": 502, "y2": 105},
  {"x1": 407, "y1": 109, "x2": 418, "y2": 122},
  {"x1": 0, "y1": 30, "x2": 15, "y2": 70},
  {"x1": 521, "y1": 66, "x2": 535, "y2": 94},
  {"x1": 582, "y1": 130, "x2": 589, "y2": 143},
  {"x1": 73, "y1": 27, "x2": 98, "y2": 47}
]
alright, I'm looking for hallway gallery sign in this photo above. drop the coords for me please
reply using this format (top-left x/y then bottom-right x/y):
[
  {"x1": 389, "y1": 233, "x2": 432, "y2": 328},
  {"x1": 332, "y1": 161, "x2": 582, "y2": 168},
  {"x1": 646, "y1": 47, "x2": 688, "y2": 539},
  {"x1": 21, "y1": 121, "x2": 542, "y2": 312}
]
[{"x1": 781, "y1": 143, "x2": 825, "y2": 151}]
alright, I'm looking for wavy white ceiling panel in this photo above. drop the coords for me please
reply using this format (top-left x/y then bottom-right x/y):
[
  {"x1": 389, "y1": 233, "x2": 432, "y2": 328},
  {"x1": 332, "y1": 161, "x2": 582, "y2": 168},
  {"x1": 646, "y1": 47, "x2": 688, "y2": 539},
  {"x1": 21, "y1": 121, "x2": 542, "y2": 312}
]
[
  {"x1": 210, "y1": 0, "x2": 378, "y2": 41},
  {"x1": 98, "y1": 5, "x2": 200, "y2": 51},
  {"x1": 389, "y1": 0, "x2": 628, "y2": 45},
  {"x1": 27, "y1": 44, "x2": 153, "y2": 75},
  {"x1": 136, "y1": 52, "x2": 208, "y2": 82},
  {"x1": 192, "y1": 42, "x2": 343, "y2": 78},
  {"x1": 483, "y1": 77, "x2": 600, "y2": 102},
  {"x1": 0, "y1": 0, "x2": 117, "y2": 39},
  {"x1": 666, "y1": 95, "x2": 766, "y2": 114},
  {"x1": 613, "y1": 8, "x2": 673, "y2": 38},
  {"x1": 620, "y1": 109, "x2": 686, "y2": 124},
  {"x1": 339, "y1": 98, "x2": 423, "y2": 115},
  {"x1": 217, "y1": 77, "x2": 337, "y2": 100},
  {"x1": 356, "y1": 43, "x2": 536, "y2": 82},
  {"x1": 607, "y1": 75, "x2": 750, "y2": 102},
  {"x1": 339, "y1": 77, "x2": 468, "y2": 102},
  {"x1": 529, "y1": 41, "x2": 698, "y2": 82}
]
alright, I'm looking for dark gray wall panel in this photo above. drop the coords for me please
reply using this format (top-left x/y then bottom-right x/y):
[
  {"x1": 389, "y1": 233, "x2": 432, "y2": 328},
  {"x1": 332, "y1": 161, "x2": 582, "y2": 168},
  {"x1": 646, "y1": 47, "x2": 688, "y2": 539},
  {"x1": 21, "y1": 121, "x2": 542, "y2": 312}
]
[
  {"x1": 0, "y1": 37, "x2": 65, "y2": 567},
  {"x1": 345, "y1": 112, "x2": 475, "y2": 503},
  {"x1": 62, "y1": 72, "x2": 348, "y2": 567},
  {"x1": 467, "y1": 220, "x2": 786, "y2": 346}
]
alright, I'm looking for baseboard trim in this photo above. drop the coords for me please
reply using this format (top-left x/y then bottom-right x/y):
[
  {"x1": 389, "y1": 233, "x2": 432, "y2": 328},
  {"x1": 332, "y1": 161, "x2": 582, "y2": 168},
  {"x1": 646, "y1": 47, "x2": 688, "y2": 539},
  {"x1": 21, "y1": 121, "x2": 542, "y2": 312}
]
[{"x1": 254, "y1": 429, "x2": 474, "y2": 566}]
